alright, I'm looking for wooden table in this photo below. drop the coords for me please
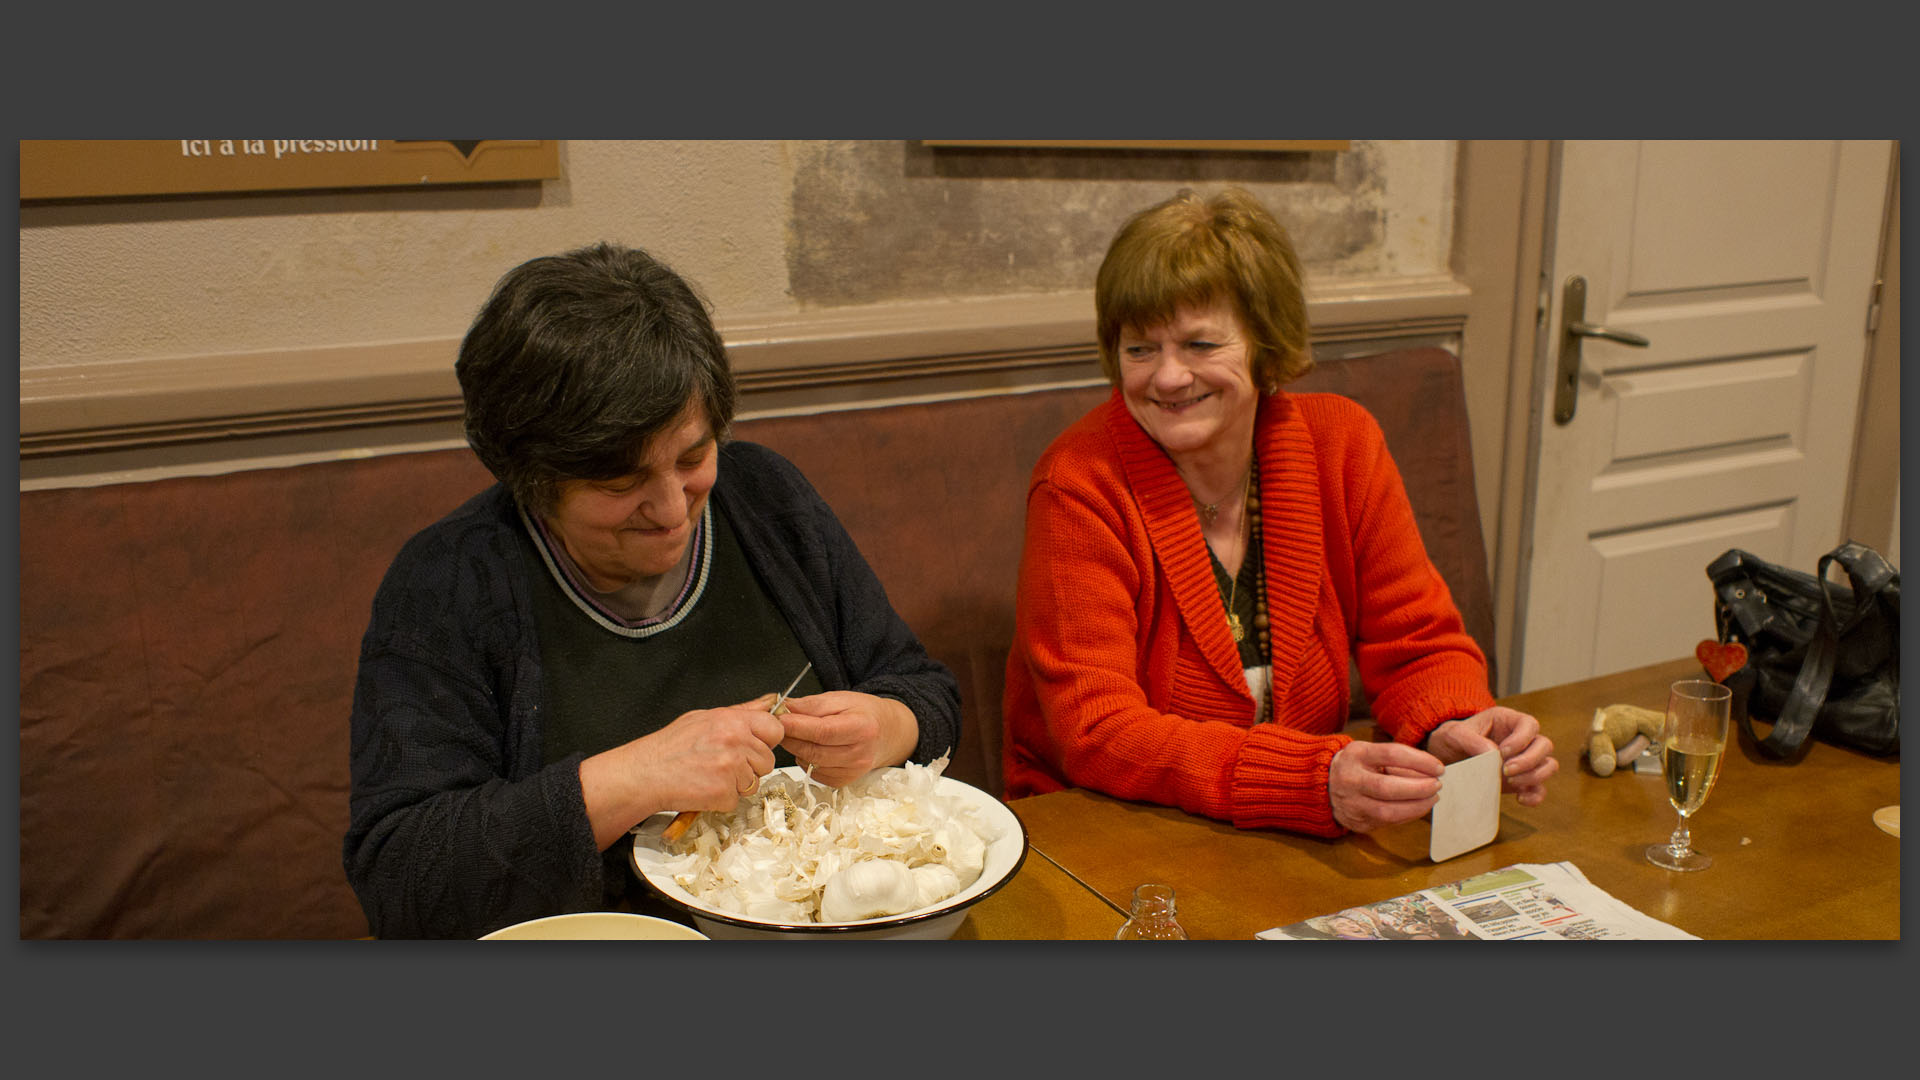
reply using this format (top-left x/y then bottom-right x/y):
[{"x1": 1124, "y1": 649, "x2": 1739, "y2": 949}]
[
  {"x1": 951, "y1": 849, "x2": 1127, "y2": 939},
  {"x1": 1009, "y1": 658, "x2": 1901, "y2": 940}
]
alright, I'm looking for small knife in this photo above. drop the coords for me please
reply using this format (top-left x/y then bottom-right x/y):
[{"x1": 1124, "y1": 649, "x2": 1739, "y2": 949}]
[{"x1": 767, "y1": 661, "x2": 813, "y2": 718}]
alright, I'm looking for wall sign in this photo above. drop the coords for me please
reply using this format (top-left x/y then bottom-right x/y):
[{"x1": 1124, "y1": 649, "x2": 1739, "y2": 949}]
[{"x1": 19, "y1": 139, "x2": 561, "y2": 200}]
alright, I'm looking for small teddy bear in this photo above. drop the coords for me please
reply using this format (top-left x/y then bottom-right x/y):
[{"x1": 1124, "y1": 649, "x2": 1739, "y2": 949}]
[{"x1": 1585, "y1": 704, "x2": 1665, "y2": 777}]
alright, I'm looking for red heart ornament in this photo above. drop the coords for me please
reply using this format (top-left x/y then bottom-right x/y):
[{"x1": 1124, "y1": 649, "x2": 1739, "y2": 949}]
[{"x1": 1696, "y1": 639, "x2": 1748, "y2": 683}]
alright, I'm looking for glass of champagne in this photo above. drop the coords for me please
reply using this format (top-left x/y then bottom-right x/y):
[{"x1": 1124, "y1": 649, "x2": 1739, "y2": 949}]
[{"x1": 1645, "y1": 679, "x2": 1732, "y2": 871}]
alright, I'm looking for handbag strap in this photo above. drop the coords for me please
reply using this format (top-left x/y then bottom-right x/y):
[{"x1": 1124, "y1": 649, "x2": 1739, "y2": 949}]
[
  {"x1": 1741, "y1": 541, "x2": 1900, "y2": 757},
  {"x1": 1748, "y1": 550, "x2": 1848, "y2": 758},
  {"x1": 1828, "y1": 540, "x2": 1900, "y2": 613}
]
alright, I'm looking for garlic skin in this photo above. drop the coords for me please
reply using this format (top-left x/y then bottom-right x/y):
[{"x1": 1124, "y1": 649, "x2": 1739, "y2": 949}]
[
  {"x1": 819, "y1": 858, "x2": 920, "y2": 922},
  {"x1": 642, "y1": 754, "x2": 1003, "y2": 923}
]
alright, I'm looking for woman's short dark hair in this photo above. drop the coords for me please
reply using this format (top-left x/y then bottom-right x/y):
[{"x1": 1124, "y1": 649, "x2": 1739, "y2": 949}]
[
  {"x1": 1094, "y1": 187, "x2": 1312, "y2": 392},
  {"x1": 455, "y1": 242, "x2": 736, "y2": 514}
]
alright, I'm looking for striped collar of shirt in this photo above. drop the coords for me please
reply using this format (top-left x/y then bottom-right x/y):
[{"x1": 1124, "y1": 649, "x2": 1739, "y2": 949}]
[{"x1": 517, "y1": 501, "x2": 714, "y2": 638}]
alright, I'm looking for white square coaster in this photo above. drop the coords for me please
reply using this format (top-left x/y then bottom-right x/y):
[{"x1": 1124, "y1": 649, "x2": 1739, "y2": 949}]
[{"x1": 1429, "y1": 749, "x2": 1501, "y2": 862}]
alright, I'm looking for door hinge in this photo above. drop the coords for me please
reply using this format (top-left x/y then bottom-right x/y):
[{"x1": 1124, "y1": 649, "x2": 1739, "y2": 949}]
[{"x1": 1867, "y1": 278, "x2": 1883, "y2": 335}]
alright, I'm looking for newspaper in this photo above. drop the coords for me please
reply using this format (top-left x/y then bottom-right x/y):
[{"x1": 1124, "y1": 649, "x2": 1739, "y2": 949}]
[{"x1": 1256, "y1": 862, "x2": 1698, "y2": 940}]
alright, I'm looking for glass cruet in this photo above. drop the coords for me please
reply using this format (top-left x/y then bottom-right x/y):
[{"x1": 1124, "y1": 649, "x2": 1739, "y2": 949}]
[{"x1": 1114, "y1": 883, "x2": 1189, "y2": 940}]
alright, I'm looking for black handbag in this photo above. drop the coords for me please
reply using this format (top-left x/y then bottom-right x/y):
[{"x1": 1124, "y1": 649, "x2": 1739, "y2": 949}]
[{"x1": 1706, "y1": 541, "x2": 1899, "y2": 759}]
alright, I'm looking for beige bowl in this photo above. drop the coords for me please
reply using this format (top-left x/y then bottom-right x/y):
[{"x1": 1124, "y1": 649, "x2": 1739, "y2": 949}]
[{"x1": 479, "y1": 912, "x2": 709, "y2": 940}]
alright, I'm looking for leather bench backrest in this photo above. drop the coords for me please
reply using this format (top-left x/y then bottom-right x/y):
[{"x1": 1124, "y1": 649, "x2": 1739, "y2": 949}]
[{"x1": 17, "y1": 347, "x2": 1488, "y2": 938}]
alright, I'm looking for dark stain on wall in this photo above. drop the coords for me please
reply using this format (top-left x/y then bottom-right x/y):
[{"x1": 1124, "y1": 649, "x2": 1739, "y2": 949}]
[{"x1": 786, "y1": 140, "x2": 1388, "y2": 308}]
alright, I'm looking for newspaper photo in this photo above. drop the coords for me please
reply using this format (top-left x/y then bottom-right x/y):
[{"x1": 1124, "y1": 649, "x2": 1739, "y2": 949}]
[{"x1": 1256, "y1": 862, "x2": 1698, "y2": 940}]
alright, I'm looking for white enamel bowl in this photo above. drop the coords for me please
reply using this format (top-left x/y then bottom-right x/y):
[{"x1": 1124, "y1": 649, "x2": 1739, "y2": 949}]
[
  {"x1": 479, "y1": 911, "x2": 710, "y2": 940},
  {"x1": 630, "y1": 767, "x2": 1028, "y2": 940}
]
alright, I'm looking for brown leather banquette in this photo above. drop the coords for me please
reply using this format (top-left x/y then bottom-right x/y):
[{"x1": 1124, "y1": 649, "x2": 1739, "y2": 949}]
[{"x1": 17, "y1": 347, "x2": 1491, "y2": 938}]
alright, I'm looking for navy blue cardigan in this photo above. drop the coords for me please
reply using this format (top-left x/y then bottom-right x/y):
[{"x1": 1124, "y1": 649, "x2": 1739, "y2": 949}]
[{"x1": 344, "y1": 441, "x2": 960, "y2": 938}]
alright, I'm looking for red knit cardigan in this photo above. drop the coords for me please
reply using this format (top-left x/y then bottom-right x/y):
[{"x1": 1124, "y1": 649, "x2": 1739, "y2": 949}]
[{"x1": 1002, "y1": 389, "x2": 1495, "y2": 837}]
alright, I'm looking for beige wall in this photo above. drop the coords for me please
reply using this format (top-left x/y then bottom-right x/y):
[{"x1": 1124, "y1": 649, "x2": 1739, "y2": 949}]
[
  {"x1": 22, "y1": 139, "x2": 1485, "y2": 499},
  {"x1": 21, "y1": 141, "x2": 796, "y2": 368},
  {"x1": 20, "y1": 139, "x2": 1454, "y2": 371},
  {"x1": 1843, "y1": 149, "x2": 1902, "y2": 567}
]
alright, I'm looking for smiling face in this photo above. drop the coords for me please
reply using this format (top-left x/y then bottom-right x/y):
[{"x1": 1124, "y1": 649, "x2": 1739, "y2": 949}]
[
  {"x1": 542, "y1": 404, "x2": 719, "y2": 591},
  {"x1": 1116, "y1": 298, "x2": 1260, "y2": 461}
]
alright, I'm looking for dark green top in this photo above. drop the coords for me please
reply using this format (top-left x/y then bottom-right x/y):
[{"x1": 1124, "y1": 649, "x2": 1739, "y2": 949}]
[
  {"x1": 523, "y1": 503, "x2": 823, "y2": 768},
  {"x1": 1207, "y1": 543, "x2": 1264, "y2": 670}
]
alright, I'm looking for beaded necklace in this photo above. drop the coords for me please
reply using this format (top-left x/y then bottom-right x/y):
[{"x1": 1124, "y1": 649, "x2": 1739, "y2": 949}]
[
  {"x1": 1203, "y1": 458, "x2": 1271, "y2": 718},
  {"x1": 1246, "y1": 458, "x2": 1269, "y2": 664}
]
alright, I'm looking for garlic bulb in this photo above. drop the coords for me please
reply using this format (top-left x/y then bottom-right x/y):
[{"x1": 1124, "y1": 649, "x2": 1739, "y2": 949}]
[
  {"x1": 910, "y1": 864, "x2": 961, "y2": 910},
  {"x1": 819, "y1": 858, "x2": 920, "y2": 922}
]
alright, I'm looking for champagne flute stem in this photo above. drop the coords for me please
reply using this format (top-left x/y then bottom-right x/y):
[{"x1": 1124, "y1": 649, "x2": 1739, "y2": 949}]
[{"x1": 1668, "y1": 816, "x2": 1691, "y2": 855}]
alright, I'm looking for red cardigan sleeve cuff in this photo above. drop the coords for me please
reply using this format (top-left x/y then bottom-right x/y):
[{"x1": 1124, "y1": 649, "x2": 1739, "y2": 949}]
[
  {"x1": 1371, "y1": 671, "x2": 1497, "y2": 747},
  {"x1": 1230, "y1": 725, "x2": 1354, "y2": 838}
]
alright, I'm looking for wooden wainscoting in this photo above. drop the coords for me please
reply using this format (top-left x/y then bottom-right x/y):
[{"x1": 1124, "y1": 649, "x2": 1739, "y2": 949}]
[{"x1": 20, "y1": 276, "x2": 1473, "y2": 478}]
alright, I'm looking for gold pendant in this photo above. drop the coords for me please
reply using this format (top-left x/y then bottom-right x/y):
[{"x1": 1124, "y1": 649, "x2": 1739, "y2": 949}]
[{"x1": 1228, "y1": 613, "x2": 1245, "y2": 642}]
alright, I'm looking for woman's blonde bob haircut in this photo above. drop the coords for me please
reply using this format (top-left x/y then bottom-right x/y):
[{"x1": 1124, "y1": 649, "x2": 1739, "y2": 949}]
[{"x1": 1094, "y1": 187, "x2": 1312, "y2": 392}]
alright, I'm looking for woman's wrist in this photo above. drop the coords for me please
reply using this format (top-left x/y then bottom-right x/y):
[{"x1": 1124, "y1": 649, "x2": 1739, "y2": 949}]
[
  {"x1": 578, "y1": 740, "x2": 663, "y2": 849},
  {"x1": 878, "y1": 695, "x2": 922, "y2": 766}
]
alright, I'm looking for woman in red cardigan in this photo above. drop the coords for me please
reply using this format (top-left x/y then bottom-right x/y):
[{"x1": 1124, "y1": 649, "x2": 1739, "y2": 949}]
[{"x1": 1003, "y1": 188, "x2": 1557, "y2": 837}]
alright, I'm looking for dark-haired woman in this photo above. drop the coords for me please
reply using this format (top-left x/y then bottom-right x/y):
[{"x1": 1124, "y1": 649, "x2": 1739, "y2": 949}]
[{"x1": 345, "y1": 243, "x2": 958, "y2": 938}]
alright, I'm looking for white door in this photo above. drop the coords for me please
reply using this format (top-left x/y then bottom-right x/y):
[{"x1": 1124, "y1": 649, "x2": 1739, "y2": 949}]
[{"x1": 1516, "y1": 140, "x2": 1893, "y2": 692}]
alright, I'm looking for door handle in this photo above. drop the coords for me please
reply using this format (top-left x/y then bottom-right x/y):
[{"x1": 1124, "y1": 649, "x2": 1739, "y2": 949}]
[
  {"x1": 1554, "y1": 275, "x2": 1650, "y2": 424},
  {"x1": 1567, "y1": 321, "x2": 1651, "y2": 348}
]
